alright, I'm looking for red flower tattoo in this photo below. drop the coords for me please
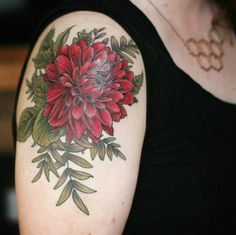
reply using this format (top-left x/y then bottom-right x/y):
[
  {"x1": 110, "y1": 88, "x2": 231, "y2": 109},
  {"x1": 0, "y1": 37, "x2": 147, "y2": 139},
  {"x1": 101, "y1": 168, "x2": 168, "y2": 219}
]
[{"x1": 44, "y1": 40, "x2": 135, "y2": 143}]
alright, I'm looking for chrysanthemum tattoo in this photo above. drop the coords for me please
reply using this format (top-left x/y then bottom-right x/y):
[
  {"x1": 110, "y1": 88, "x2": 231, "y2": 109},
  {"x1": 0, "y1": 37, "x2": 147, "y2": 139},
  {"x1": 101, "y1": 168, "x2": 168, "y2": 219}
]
[{"x1": 17, "y1": 26, "x2": 143, "y2": 215}]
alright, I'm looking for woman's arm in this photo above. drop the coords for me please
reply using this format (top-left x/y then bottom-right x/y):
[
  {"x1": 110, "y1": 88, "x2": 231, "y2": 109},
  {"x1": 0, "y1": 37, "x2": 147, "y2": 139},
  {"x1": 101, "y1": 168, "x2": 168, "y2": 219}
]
[{"x1": 15, "y1": 11, "x2": 146, "y2": 235}]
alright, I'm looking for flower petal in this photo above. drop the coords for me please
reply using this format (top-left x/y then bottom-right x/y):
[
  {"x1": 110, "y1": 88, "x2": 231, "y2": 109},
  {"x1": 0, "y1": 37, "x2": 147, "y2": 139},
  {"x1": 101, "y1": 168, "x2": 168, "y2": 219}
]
[
  {"x1": 106, "y1": 102, "x2": 120, "y2": 113},
  {"x1": 103, "y1": 126, "x2": 114, "y2": 136},
  {"x1": 73, "y1": 119, "x2": 86, "y2": 140},
  {"x1": 46, "y1": 83, "x2": 68, "y2": 103},
  {"x1": 84, "y1": 103, "x2": 96, "y2": 118},
  {"x1": 119, "y1": 80, "x2": 133, "y2": 92},
  {"x1": 88, "y1": 117, "x2": 102, "y2": 138},
  {"x1": 97, "y1": 109, "x2": 112, "y2": 127},
  {"x1": 45, "y1": 64, "x2": 58, "y2": 80},
  {"x1": 57, "y1": 45, "x2": 69, "y2": 56},
  {"x1": 72, "y1": 103, "x2": 84, "y2": 120},
  {"x1": 120, "y1": 92, "x2": 133, "y2": 104},
  {"x1": 69, "y1": 43, "x2": 81, "y2": 66},
  {"x1": 114, "y1": 70, "x2": 125, "y2": 80},
  {"x1": 124, "y1": 71, "x2": 134, "y2": 81},
  {"x1": 109, "y1": 90, "x2": 124, "y2": 102},
  {"x1": 83, "y1": 47, "x2": 94, "y2": 64},
  {"x1": 55, "y1": 55, "x2": 71, "y2": 75},
  {"x1": 95, "y1": 51, "x2": 107, "y2": 65},
  {"x1": 93, "y1": 42, "x2": 105, "y2": 53},
  {"x1": 112, "y1": 112, "x2": 121, "y2": 122}
]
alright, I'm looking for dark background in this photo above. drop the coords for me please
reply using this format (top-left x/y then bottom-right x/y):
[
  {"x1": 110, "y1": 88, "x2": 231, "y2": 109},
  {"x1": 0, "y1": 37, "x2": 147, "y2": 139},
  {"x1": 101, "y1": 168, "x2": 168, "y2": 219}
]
[{"x1": 0, "y1": 0, "x2": 59, "y2": 234}]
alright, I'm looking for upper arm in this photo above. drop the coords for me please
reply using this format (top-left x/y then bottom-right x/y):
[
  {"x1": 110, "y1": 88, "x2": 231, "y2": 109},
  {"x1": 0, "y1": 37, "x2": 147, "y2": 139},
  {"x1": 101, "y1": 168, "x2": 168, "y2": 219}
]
[{"x1": 16, "y1": 11, "x2": 146, "y2": 235}]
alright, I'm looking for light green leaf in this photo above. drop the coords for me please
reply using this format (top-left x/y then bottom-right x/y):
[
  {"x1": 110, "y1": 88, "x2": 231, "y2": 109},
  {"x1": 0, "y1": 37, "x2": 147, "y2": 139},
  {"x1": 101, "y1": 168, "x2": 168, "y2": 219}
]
[
  {"x1": 68, "y1": 153, "x2": 93, "y2": 169},
  {"x1": 56, "y1": 181, "x2": 73, "y2": 206},
  {"x1": 67, "y1": 144, "x2": 85, "y2": 152},
  {"x1": 32, "y1": 153, "x2": 48, "y2": 163},
  {"x1": 32, "y1": 109, "x2": 64, "y2": 147},
  {"x1": 107, "y1": 144, "x2": 113, "y2": 161},
  {"x1": 69, "y1": 169, "x2": 93, "y2": 180},
  {"x1": 47, "y1": 156, "x2": 60, "y2": 178},
  {"x1": 17, "y1": 107, "x2": 38, "y2": 142},
  {"x1": 54, "y1": 169, "x2": 69, "y2": 189},
  {"x1": 50, "y1": 147, "x2": 64, "y2": 164},
  {"x1": 98, "y1": 142, "x2": 106, "y2": 160},
  {"x1": 90, "y1": 146, "x2": 97, "y2": 160},
  {"x1": 32, "y1": 168, "x2": 43, "y2": 183},
  {"x1": 72, "y1": 190, "x2": 89, "y2": 215},
  {"x1": 44, "y1": 162, "x2": 50, "y2": 182},
  {"x1": 72, "y1": 180, "x2": 96, "y2": 194}
]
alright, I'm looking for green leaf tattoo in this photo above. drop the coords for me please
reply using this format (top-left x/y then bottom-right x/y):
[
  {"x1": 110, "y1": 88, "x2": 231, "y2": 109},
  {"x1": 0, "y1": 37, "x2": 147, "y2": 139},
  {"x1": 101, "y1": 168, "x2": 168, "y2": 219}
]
[{"x1": 17, "y1": 26, "x2": 143, "y2": 215}]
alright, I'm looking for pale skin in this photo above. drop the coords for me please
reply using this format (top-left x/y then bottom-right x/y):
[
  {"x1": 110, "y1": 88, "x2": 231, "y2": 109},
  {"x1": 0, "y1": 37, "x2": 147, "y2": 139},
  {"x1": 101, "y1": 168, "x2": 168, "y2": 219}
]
[{"x1": 16, "y1": 1, "x2": 236, "y2": 235}]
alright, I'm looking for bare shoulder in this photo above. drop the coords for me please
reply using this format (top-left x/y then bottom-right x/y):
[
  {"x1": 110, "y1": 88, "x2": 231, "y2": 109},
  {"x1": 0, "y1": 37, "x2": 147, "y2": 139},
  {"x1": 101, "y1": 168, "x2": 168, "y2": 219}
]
[{"x1": 16, "y1": 11, "x2": 146, "y2": 235}]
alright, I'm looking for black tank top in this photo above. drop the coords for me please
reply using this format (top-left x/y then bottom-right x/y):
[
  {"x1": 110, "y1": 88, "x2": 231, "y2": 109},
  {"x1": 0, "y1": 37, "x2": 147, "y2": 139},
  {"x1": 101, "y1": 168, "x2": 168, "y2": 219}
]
[{"x1": 14, "y1": 0, "x2": 236, "y2": 234}]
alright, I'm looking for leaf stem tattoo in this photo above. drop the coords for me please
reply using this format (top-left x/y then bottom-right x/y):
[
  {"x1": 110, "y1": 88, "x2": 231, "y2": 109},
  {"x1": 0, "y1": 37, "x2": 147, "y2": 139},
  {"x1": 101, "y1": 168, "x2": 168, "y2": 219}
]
[{"x1": 17, "y1": 26, "x2": 143, "y2": 215}]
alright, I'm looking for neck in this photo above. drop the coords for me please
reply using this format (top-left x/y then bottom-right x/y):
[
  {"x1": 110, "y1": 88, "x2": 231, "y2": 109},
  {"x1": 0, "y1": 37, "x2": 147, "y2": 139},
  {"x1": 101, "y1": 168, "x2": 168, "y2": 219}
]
[{"x1": 131, "y1": 0, "x2": 212, "y2": 24}]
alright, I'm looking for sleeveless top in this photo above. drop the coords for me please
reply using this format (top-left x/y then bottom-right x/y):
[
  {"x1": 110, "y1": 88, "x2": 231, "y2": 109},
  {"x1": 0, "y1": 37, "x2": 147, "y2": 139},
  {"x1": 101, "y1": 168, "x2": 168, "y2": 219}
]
[{"x1": 14, "y1": 0, "x2": 236, "y2": 234}]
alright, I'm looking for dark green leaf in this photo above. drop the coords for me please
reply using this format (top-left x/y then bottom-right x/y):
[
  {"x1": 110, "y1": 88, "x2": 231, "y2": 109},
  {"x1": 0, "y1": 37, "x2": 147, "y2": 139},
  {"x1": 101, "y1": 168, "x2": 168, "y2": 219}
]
[
  {"x1": 101, "y1": 38, "x2": 109, "y2": 44},
  {"x1": 54, "y1": 169, "x2": 69, "y2": 189},
  {"x1": 93, "y1": 28, "x2": 98, "y2": 35},
  {"x1": 90, "y1": 146, "x2": 97, "y2": 160},
  {"x1": 110, "y1": 143, "x2": 121, "y2": 148},
  {"x1": 50, "y1": 147, "x2": 64, "y2": 164},
  {"x1": 72, "y1": 180, "x2": 96, "y2": 194},
  {"x1": 47, "y1": 156, "x2": 60, "y2": 178},
  {"x1": 17, "y1": 107, "x2": 38, "y2": 142},
  {"x1": 32, "y1": 168, "x2": 43, "y2": 183},
  {"x1": 32, "y1": 153, "x2": 48, "y2": 163},
  {"x1": 119, "y1": 52, "x2": 134, "y2": 64},
  {"x1": 67, "y1": 144, "x2": 85, "y2": 152},
  {"x1": 95, "y1": 32, "x2": 106, "y2": 40},
  {"x1": 56, "y1": 181, "x2": 73, "y2": 206},
  {"x1": 33, "y1": 28, "x2": 55, "y2": 69},
  {"x1": 32, "y1": 109, "x2": 64, "y2": 147},
  {"x1": 32, "y1": 75, "x2": 47, "y2": 110},
  {"x1": 122, "y1": 48, "x2": 137, "y2": 58},
  {"x1": 39, "y1": 28, "x2": 55, "y2": 51},
  {"x1": 102, "y1": 137, "x2": 116, "y2": 144},
  {"x1": 111, "y1": 36, "x2": 119, "y2": 51},
  {"x1": 98, "y1": 142, "x2": 106, "y2": 160},
  {"x1": 113, "y1": 149, "x2": 126, "y2": 160},
  {"x1": 107, "y1": 144, "x2": 113, "y2": 161},
  {"x1": 132, "y1": 72, "x2": 144, "y2": 95},
  {"x1": 68, "y1": 154, "x2": 93, "y2": 168},
  {"x1": 33, "y1": 48, "x2": 55, "y2": 69},
  {"x1": 72, "y1": 190, "x2": 89, "y2": 215},
  {"x1": 54, "y1": 26, "x2": 75, "y2": 50},
  {"x1": 69, "y1": 169, "x2": 93, "y2": 180},
  {"x1": 120, "y1": 36, "x2": 127, "y2": 48},
  {"x1": 98, "y1": 27, "x2": 105, "y2": 33}
]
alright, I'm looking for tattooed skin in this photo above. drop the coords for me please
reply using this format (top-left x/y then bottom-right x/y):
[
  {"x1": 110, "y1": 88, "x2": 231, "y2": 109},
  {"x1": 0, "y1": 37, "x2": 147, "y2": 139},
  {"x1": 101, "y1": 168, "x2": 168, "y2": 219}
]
[{"x1": 17, "y1": 26, "x2": 143, "y2": 215}]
